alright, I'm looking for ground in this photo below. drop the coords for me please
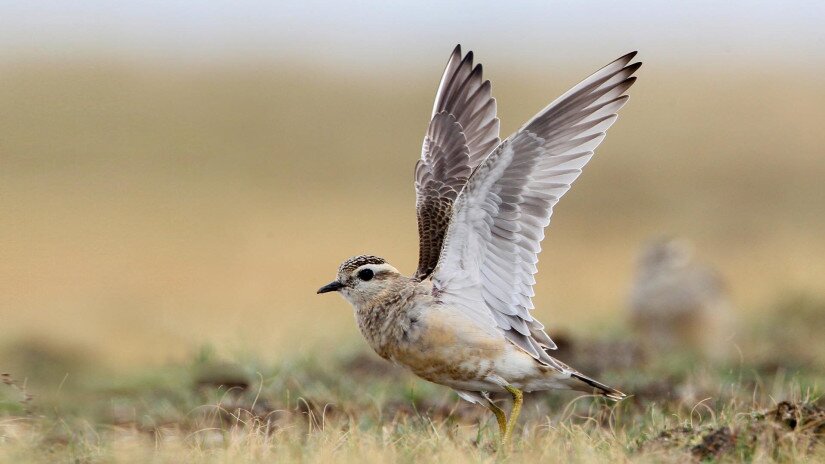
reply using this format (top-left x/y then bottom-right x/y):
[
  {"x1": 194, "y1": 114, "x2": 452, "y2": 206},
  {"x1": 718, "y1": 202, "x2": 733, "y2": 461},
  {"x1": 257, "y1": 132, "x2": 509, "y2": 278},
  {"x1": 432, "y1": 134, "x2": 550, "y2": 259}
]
[{"x1": 1, "y1": 294, "x2": 824, "y2": 463}]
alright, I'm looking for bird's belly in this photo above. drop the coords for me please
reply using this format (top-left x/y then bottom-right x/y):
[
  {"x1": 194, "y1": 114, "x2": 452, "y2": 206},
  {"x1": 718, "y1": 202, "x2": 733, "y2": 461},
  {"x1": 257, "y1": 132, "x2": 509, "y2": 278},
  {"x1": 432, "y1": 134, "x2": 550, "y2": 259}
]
[
  {"x1": 385, "y1": 306, "x2": 570, "y2": 393},
  {"x1": 387, "y1": 311, "x2": 506, "y2": 391},
  {"x1": 392, "y1": 341, "x2": 570, "y2": 393},
  {"x1": 395, "y1": 344, "x2": 499, "y2": 390}
]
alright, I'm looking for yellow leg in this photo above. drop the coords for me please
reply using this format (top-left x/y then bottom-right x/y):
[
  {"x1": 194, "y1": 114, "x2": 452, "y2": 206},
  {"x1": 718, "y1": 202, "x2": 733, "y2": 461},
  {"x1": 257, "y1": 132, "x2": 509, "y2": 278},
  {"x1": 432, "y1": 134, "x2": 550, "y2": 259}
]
[
  {"x1": 484, "y1": 398, "x2": 508, "y2": 439},
  {"x1": 502, "y1": 385, "x2": 523, "y2": 447}
]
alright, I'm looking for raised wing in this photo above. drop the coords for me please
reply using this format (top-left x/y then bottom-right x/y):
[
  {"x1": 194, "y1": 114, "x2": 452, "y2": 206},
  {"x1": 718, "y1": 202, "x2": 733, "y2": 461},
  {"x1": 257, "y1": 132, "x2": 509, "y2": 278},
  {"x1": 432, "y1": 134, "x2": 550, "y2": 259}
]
[
  {"x1": 414, "y1": 45, "x2": 500, "y2": 281},
  {"x1": 432, "y1": 52, "x2": 641, "y2": 366}
]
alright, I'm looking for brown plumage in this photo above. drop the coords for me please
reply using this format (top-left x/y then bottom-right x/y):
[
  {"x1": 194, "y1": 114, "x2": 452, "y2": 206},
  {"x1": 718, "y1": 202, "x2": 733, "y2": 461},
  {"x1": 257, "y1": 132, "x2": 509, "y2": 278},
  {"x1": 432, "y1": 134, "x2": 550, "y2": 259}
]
[{"x1": 413, "y1": 45, "x2": 500, "y2": 281}]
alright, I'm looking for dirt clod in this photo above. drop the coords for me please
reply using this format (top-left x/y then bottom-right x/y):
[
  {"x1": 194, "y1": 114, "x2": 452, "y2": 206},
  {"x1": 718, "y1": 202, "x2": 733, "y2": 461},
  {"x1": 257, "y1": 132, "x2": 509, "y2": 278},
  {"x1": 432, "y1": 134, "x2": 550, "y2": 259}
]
[
  {"x1": 771, "y1": 401, "x2": 825, "y2": 433},
  {"x1": 691, "y1": 426, "x2": 736, "y2": 460}
]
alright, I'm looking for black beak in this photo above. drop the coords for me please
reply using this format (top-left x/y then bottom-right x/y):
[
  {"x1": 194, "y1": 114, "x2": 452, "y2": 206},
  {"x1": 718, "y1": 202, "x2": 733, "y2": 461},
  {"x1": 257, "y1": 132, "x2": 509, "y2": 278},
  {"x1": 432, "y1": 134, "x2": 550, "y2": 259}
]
[{"x1": 317, "y1": 281, "x2": 344, "y2": 294}]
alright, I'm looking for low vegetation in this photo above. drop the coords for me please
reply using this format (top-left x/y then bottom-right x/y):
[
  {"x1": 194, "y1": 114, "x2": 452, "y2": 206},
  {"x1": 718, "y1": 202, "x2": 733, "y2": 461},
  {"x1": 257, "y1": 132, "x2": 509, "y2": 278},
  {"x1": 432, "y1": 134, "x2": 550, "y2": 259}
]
[{"x1": 2, "y1": 295, "x2": 824, "y2": 462}]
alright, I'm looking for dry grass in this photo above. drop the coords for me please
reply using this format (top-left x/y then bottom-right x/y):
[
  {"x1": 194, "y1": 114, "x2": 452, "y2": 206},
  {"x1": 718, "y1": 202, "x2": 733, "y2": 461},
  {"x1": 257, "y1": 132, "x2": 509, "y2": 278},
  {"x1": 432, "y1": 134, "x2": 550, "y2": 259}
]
[{"x1": 2, "y1": 296, "x2": 825, "y2": 462}]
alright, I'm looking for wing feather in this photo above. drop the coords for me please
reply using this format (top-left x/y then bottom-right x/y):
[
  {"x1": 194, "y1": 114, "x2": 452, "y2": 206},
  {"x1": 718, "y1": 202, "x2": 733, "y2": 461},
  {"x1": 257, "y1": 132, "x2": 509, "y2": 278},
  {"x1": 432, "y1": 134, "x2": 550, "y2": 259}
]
[
  {"x1": 433, "y1": 52, "x2": 641, "y2": 367},
  {"x1": 414, "y1": 45, "x2": 501, "y2": 281}
]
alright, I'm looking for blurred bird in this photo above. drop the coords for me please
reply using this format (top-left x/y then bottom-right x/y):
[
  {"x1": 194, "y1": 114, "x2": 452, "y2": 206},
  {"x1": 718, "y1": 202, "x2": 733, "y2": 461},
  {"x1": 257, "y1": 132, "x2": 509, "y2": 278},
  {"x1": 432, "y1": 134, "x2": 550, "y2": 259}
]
[
  {"x1": 317, "y1": 45, "x2": 640, "y2": 446},
  {"x1": 628, "y1": 238, "x2": 734, "y2": 360}
]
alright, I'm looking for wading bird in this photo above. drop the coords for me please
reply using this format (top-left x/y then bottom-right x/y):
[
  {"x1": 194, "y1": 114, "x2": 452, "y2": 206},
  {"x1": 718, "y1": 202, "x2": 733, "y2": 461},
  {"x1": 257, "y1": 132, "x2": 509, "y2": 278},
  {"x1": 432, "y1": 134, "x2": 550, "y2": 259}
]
[{"x1": 318, "y1": 45, "x2": 640, "y2": 446}]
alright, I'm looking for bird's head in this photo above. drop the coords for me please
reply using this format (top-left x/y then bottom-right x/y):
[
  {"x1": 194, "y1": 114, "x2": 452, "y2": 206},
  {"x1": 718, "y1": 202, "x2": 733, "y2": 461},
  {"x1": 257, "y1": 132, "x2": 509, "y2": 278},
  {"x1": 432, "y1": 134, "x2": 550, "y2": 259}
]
[
  {"x1": 316, "y1": 255, "x2": 402, "y2": 307},
  {"x1": 638, "y1": 237, "x2": 694, "y2": 272}
]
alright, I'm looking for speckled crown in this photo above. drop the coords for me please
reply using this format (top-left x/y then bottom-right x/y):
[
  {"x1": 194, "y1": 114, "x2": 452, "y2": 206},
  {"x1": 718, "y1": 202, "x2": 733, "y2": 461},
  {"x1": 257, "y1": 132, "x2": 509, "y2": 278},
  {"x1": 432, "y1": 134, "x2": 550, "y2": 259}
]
[{"x1": 339, "y1": 255, "x2": 386, "y2": 274}]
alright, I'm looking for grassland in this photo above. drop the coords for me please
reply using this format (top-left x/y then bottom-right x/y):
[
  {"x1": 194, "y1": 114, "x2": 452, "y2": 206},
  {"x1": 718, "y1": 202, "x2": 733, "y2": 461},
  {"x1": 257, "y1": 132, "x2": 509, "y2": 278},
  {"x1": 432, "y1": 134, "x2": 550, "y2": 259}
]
[
  {"x1": 1, "y1": 57, "x2": 825, "y2": 461},
  {"x1": 2, "y1": 293, "x2": 825, "y2": 462}
]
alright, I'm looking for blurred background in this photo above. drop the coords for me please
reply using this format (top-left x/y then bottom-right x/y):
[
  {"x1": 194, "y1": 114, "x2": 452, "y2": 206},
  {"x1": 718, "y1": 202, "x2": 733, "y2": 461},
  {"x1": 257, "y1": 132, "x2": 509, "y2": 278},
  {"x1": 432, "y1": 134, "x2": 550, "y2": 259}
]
[{"x1": 2, "y1": 0, "x2": 824, "y2": 369}]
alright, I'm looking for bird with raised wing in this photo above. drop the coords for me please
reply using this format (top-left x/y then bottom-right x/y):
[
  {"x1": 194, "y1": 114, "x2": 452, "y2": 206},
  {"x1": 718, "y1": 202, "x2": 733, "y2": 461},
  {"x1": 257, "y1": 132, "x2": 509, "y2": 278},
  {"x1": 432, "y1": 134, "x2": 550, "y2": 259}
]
[{"x1": 317, "y1": 45, "x2": 641, "y2": 446}]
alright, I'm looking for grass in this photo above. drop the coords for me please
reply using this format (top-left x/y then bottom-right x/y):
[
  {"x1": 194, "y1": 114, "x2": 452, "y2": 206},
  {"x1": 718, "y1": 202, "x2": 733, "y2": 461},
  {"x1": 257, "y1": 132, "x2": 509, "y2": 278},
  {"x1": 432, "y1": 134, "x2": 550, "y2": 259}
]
[{"x1": 2, "y1": 294, "x2": 824, "y2": 462}]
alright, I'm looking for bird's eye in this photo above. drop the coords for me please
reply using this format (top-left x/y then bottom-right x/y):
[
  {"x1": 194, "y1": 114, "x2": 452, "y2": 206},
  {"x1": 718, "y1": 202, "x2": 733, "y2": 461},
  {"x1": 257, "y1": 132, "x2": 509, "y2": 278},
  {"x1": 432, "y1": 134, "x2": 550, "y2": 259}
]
[{"x1": 357, "y1": 269, "x2": 374, "y2": 281}]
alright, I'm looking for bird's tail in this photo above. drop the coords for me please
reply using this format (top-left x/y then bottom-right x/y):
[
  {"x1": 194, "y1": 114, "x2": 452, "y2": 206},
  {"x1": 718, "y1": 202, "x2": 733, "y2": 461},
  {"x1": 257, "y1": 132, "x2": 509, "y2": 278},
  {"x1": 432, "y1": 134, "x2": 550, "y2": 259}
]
[{"x1": 567, "y1": 372, "x2": 626, "y2": 401}]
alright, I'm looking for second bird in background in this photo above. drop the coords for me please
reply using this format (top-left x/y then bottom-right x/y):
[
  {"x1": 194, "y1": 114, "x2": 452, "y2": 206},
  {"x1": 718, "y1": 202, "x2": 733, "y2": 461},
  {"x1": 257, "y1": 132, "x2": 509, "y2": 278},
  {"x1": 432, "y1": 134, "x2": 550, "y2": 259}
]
[{"x1": 628, "y1": 237, "x2": 735, "y2": 361}]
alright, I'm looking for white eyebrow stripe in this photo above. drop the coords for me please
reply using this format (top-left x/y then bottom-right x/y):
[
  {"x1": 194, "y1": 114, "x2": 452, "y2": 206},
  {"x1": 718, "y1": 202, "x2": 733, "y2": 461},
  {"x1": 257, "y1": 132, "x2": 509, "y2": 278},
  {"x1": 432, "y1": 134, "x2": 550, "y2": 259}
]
[{"x1": 354, "y1": 263, "x2": 400, "y2": 275}]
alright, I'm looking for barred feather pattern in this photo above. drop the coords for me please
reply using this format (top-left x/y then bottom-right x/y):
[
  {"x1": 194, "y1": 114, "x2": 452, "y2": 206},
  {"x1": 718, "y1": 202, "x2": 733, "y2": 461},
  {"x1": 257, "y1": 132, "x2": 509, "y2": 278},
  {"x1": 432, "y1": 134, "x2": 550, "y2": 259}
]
[{"x1": 414, "y1": 45, "x2": 500, "y2": 281}]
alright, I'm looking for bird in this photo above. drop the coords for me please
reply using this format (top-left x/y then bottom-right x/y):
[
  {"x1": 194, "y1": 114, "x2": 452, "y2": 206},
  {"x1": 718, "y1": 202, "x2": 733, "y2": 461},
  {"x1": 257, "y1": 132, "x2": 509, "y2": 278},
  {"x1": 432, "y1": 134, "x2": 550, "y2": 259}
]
[
  {"x1": 628, "y1": 237, "x2": 734, "y2": 361},
  {"x1": 317, "y1": 45, "x2": 641, "y2": 446}
]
